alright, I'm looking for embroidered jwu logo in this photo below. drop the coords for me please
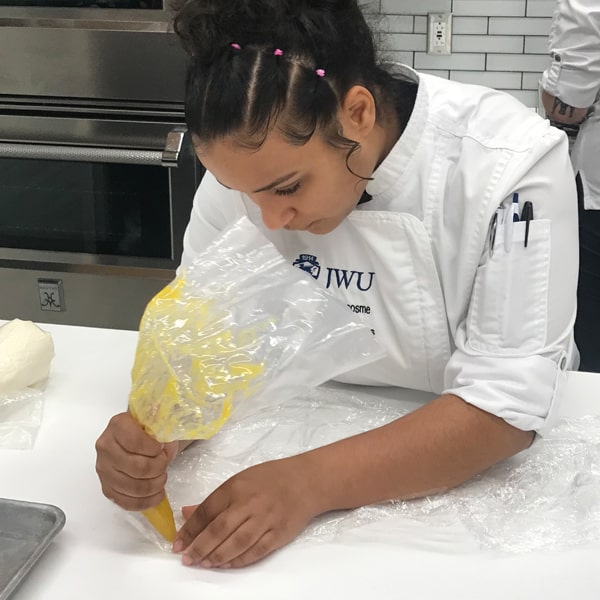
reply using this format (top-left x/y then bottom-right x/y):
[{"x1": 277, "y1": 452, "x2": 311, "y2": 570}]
[
  {"x1": 292, "y1": 254, "x2": 321, "y2": 279},
  {"x1": 325, "y1": 268, "x2": 375, "y2": 292},
  {"x1": 292, "y1": 254, "x2": 375, "y2": 292}
]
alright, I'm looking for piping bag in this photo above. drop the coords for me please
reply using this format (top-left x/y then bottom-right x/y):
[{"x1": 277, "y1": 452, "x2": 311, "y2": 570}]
[
  {"x1": 126, "y1": 217, "x2": 385, "y2": 544},
  {"x1": 128, "y1": 281, "x2": 264, "y2": 542}
]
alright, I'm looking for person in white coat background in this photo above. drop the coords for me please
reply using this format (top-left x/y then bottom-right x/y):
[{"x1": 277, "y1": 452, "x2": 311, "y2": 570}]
[
  {"x1": 96, "y1": 0, "x2": 580, "y2": 570},
  {"x1": 541, "y1": 0, "x2": 600, "y2": 372}
]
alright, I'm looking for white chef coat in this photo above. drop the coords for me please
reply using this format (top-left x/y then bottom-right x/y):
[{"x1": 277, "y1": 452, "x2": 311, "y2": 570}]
[
  {"x1": 181, "y1": 66, "x2": 579, "y2": 434},
  {"x1": 541, "y1": 0, "x2": 600, "y2": 209}
]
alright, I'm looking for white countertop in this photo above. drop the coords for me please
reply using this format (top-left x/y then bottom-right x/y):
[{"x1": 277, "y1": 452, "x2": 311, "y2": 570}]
[{"x1": 2, "y1": 322, "x2": 600, "y2": 600}]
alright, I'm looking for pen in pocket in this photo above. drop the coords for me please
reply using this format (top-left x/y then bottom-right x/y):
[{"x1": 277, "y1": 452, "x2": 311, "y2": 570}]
[
  {"x1": 504, "y1": 192, "x2": 520, "y2": 253},
  {"x1": 520, "y1": 201, "x2": 534, "y2": 247},
  {"x1": 488, "y1": 205, "x2": 504, "y2": 257}
]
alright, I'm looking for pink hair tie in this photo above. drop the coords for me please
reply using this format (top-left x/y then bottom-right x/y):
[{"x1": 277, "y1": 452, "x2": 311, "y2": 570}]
[
  {"x1": 274, "y1": 48, "x2": 284, "y2": 56},
  {"x1": 315, "y1": 68, "x2": 326, "y2": 78},
  {"x1": 231, "y1": 43, "x2": 241, "y2": 50}
]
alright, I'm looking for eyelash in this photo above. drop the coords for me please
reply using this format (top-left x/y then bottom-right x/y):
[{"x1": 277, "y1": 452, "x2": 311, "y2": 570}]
[{"x1": 275, "y1": 182, "x2": 301, "y2": 196}]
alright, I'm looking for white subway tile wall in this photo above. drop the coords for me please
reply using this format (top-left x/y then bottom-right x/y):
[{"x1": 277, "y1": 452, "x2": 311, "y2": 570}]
[{"x1": 371, "y1": 0, "x2": 557, "y2": 108}]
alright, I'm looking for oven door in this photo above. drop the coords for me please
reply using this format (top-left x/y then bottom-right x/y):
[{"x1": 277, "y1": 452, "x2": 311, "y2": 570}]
[
  {"x1": 0, "y1": 112, "x2": 201, "y2": 329},
  {"x1": 0, "y1": 5, "x2": 186, "y2": 103}
]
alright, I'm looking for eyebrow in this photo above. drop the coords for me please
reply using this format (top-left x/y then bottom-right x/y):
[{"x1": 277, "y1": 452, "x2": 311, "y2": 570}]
[
  {"x1": 252, "y1": 172, "x2": 299, "y2": 193},
  {"x1": 216, "y1": 171, "x2": 299, "y2": 194}
]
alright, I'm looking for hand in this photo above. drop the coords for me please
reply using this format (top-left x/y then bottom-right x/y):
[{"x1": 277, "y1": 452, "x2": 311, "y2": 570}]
[
  {"x1": 95, "y1": 411, "x2": 179, "y2": 510},
  {"x1": 173, "y1": 457, "x2": 319, "y2": 569},
  {"x1": 541, "y1": 89, "x2": 590, "y2": 125}
]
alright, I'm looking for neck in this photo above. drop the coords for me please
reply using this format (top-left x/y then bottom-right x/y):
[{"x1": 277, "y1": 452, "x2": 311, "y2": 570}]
[{"x1": 373, "y1": 108, "x2": 402, "y2": 170}]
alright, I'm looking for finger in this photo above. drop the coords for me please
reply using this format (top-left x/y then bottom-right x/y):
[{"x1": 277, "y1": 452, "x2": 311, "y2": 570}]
[
  {"x1": 175, "y1": 488, "x2": 231, "y2": 549},
  {"x1": 179, "y1": 508, "x2": 248, "y2": 566},
  {"x1": 181, "y1": 504, "x2": 199, "y2": 520},
  {"x1": 163, "y1": 441, "x2": 180, "y2": 464},
  {"x1": 95, "y1": 413, "x2": 163, "y2": 463},
  {"x1": 96, "y1": 445, "x2": 170, "y2": 485},
  {"x1": 197, "y1": 518, "x2": 266, "y2": 568},
  {"x1": 116, "y1": 450, "x2": 172, "y2": 480},
  {"x1": 175, "y1": 502, "x2": 212, "y2": 551},
  {"x1": 101, "y1": 484, "x2": 166, "y2": 511},
  {"x1": 96, "y1": 451, "x2": 170, "y2": 511},
  {"x1": 113, "y1": 414, "x2": 164, "y2": 457},
  {"x1": 107, "y1": 468, "x2": 168, "y2": 500},
  {"x1": 221, "y1": 529, "x2": 277, "y2": 569}
]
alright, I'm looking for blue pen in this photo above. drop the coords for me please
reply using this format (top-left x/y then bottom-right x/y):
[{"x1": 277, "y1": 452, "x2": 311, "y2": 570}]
[{"x1": 504, "y1": 192, "x2": 520, "y2": 253}]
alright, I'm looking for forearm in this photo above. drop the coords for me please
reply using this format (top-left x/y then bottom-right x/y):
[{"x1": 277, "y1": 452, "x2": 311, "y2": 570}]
[
  {"x1": 297, "y1": 394, "x2": 534, "y2": 514},
  {"x1": 541, "y1": 89, "x2": 591, "y2": 126}
]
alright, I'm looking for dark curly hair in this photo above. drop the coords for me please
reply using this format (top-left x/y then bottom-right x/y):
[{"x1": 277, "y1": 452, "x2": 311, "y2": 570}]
[{"x1": 172, "y1": 0, "x2": 417, "y2": 162}]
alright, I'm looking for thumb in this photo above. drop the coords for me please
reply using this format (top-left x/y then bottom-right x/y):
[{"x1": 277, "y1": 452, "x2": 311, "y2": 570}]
[{"x1": 162, "y1": 441, "x2": 180, "y2": 464}]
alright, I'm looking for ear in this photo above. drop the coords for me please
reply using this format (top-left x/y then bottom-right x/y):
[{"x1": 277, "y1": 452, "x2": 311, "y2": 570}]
[{"x1": 338, "y1": 85, "x2": 377, "y2": 139}]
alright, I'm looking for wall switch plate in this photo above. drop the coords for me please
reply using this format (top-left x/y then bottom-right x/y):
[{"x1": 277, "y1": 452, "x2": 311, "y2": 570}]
[
  {"x1": 38, "y1": 278, "x2": 65, "y2": 312},
  {"x1": 427, "y1": 12, "x2": 452, "y2": 55}
]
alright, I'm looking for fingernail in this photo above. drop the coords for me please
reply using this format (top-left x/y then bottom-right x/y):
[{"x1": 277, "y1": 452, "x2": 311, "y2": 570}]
[
  {"x1": 172, "y1": 540, "x2": 184, "y2": 553},
  {"x1": 182, "y1": 554, "x2": 194, "y2": 566},
  {"x1": 200, "y1": 560, "x2": 212, "y2": 569}
]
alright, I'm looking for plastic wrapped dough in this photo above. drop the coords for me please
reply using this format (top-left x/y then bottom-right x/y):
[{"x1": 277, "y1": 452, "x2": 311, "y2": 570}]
[
  {"x1": 0, "y1": 319, "x2": 54, "y2": 394},
  {"x1": 0, "y1": 320, "x2": 54, "y2": 449}
]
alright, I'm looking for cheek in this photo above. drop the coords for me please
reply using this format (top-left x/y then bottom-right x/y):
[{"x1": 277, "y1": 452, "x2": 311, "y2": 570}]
[
  {"x1": 321, "y1": 168, "x2": 359, "y2": 199},
  {"x1": 307, "y1": 178, "x2": 358, "y2": 216},
  {"x1": 334, "y1": 171, "x2": 367, "y2": 207}
]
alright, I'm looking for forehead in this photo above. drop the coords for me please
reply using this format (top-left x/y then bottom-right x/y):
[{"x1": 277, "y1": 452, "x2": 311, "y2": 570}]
[
  {"x1": 196, "y1": 131, "x2": 304, "y2": 162},
  {"x1": 194, "y1": 131, "x2": 339, "y2": 189}
]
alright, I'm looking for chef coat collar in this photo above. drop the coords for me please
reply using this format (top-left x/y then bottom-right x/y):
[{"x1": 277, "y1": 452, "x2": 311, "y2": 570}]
[{"x1": 366, "y1": 65, "x2": 428, "y2": 199}]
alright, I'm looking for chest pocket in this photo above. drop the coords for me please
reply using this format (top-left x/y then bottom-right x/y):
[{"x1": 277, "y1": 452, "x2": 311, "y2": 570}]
[
  {"x1": 467, "y1": 219, "x2": 552, "y2": 355},
  {"x1": 271, "y1": 211, "x2": 452, "y2": 393}
]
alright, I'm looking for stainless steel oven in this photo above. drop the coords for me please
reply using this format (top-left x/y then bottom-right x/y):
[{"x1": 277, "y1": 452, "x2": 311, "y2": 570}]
[{"x1": 0, "y1": 1, "x2": 203, "y2": 330}]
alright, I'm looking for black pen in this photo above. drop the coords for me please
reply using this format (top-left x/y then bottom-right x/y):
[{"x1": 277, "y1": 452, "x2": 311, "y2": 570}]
[{"x1": 520, "y1": 201, "x2": 534, "y2": 247}]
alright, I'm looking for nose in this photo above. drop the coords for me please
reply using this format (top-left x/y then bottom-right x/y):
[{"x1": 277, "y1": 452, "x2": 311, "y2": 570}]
[{"x1": 257, "y1": 201, "x2": 297, "y2": 230}]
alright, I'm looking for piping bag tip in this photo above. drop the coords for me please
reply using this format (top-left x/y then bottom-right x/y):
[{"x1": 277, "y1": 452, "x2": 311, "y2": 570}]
[{"x1": 141, "y1": 495, "x2": 177, "y2": 543}]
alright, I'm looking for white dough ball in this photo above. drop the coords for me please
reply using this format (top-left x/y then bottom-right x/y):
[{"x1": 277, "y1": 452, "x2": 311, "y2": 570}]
[{"x1": 0, "y1": 319, "x2": 55, "y2": 394}]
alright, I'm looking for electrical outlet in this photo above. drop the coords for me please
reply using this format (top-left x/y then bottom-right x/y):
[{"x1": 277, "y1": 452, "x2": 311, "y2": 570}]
[
  {"x1": 427, "y1": 12, "x2": 452, "y2": 55},
  {"x1": 38, "y1": 278, "x2": 65, "y2": 312}
]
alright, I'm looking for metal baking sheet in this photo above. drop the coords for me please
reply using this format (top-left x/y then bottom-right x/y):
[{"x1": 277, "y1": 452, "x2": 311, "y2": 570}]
[{"x1": 0, "y1": 498, "x2": 66, "y2": 600}]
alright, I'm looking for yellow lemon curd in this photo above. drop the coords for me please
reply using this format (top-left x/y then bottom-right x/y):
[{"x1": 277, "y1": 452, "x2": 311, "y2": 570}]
[{"x1": 129, "y1": 279, "x2": 265, "y2": 541}]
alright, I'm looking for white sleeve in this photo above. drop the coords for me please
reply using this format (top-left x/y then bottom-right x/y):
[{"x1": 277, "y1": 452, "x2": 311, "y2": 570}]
[
  {"x1": 443, "y1": 127, "x2": 579, "y2": 435},
  {"x1": 541, "y1": 0, "x2": 600, "y2": 108},
  {"x1": 179, "y1": 171, "x2": 249, "y2": 272}
]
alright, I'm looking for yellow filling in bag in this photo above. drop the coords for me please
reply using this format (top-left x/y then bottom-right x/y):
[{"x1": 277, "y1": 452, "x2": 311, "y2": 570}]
[
  {"x1": 128, "y1": 279, "x2": 265, "y2": 541},
  {"x1": 142, "y1": 497, "x2": 177, "y2": 543}
]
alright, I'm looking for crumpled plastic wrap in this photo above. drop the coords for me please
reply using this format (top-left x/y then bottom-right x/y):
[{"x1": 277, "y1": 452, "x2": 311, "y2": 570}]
[
  {"x1": 126, "y1": 217, "x2": 385, "y2": 542},
  {"x1": 0, "y1": 388, "x2": 44, "y2": 450},
  {"x1": 128, "y1": 384, "x2": 600, "y2": 554},
  {"x1": 0, "y1": 319, "x2": 54, "y2": 449}
]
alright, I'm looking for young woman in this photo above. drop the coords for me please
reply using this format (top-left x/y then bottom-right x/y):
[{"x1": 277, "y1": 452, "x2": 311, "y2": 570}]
[{"x1": 96, "y1": 0, "x2": 579, "y2": 570}]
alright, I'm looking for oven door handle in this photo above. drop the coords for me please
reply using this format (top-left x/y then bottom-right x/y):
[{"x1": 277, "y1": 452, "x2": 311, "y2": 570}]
[{"x1": 0, "y1": 127, "x2": 186, "y2": 167}]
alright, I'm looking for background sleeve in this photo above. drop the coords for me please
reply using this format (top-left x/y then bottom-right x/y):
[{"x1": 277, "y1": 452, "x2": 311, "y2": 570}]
[{"x1": 541, "y1": 0, "x2": 600, "y2": 108}]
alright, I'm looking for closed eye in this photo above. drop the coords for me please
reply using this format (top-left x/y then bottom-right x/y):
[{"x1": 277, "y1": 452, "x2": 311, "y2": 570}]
[{"x1": 275, "y1": 182, "x2": 301, "y2": 196}]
